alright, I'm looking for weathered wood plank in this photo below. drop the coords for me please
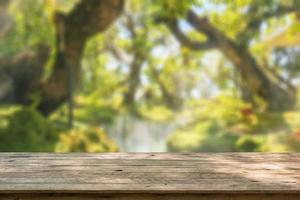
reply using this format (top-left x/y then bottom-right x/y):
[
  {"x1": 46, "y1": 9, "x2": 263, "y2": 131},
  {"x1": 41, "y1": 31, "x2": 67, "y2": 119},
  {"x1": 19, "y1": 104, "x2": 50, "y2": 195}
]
[
  {"x1": 0, "y1": 153, "x2": 300, "y2": 195},
  {"x1": 1, "y1": 152, "x2": 300, "y2": 161},
  {"x1": 0, "y1": 194, "x2": 300, "y2": 200}
]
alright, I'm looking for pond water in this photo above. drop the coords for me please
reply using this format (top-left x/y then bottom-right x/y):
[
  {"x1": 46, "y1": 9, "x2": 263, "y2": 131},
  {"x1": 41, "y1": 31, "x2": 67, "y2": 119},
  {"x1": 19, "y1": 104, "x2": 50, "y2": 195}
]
[{"x1": 104, "y1": 115, "x2": 177, "y2": 152}]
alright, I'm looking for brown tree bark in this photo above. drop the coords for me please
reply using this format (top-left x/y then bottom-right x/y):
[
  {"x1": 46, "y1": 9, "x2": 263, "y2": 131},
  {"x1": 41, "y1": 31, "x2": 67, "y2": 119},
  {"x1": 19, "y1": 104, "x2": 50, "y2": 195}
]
[
  {"x1": 38, "y1": 0, "x2": 125, "y2": 115},
  {"x1": 0, "y1": 0, "x2": 124, "y2": 115}
]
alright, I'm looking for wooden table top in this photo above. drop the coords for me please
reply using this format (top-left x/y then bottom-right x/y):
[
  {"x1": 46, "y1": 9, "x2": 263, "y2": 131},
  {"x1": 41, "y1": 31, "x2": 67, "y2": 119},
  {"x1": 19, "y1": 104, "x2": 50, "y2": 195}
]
[{"x1": 0, "y1": 153, "x2": 300, "y2": 194}]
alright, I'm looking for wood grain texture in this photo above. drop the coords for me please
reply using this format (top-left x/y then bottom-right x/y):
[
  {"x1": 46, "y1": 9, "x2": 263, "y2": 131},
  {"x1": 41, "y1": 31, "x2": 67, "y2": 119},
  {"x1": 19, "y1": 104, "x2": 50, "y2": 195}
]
[
  {"x1": 0, "y1": 153, "x2": 300, "y2": 195},
  {"x1": 1, "y1": 194, "x2": 300, "y2": 200}
]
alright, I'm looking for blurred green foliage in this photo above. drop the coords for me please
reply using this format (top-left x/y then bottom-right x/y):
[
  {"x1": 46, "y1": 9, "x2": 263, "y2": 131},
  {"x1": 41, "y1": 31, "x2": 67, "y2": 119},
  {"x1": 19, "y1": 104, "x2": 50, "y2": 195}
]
[
  {"x1": 0, "y1": 106, "x2": 118, "y2": 152},
  {"x1": 0, "y1": 0, "x2": 55, "y2": 56},
  {"x1": 0, "y1": 106, "x2": 59, "y2": 151},
  {"x1": 167, "y1": 95, "x2": 300, "y2": 152},
  {"x1": 151, "y1": 0, "x2": 199, "y2": 17},
  {"x1": 55, "y1": 127, "x2": 118, "y2": 153},
  {"x1": 73, "y1": 95, "x2": 119, "y2": 125}
]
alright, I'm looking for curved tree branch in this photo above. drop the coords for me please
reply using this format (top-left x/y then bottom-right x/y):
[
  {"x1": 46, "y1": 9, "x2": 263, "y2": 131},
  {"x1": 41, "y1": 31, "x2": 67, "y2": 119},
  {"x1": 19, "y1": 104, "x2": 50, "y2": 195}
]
[
  {"x1": 166, "y1": 18, "x2": 217, "y2": 51},
  {"x1": 174, "y1": 10, "x2": 296, "y2": 110}
]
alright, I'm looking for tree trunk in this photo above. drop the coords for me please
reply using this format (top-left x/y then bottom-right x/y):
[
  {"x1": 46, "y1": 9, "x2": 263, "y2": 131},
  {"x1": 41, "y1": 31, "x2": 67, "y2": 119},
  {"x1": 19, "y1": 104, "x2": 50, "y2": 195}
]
[
  {"x1": 149, "y1": 66, "x2": 183, "y2": 110},
  {"x1": 211, "y1": 28, "x2": 296, "y2": 110},
  {"x1": 0, "y1": 0, "x2": 124, "y2": 116},
  {"x1": 123, "y1": 57, "x2": 143, "y2": 106}
]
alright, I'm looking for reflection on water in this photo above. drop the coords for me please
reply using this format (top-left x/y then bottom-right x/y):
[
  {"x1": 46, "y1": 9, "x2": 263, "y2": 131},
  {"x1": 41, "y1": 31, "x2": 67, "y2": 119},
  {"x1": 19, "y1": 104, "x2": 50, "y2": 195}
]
[{"x1": 104, "y1": 115, "x2": 176, "y2": 152}]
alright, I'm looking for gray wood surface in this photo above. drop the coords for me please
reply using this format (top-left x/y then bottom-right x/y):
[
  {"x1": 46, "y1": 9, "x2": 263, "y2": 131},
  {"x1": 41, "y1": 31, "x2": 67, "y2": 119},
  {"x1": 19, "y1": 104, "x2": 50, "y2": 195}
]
[
  {"x1": 0, "y1": 153, "x2": 299, "y2": 195},
  {"x1": 1, "y1": 194, "x2": 300, "y2": 200}
]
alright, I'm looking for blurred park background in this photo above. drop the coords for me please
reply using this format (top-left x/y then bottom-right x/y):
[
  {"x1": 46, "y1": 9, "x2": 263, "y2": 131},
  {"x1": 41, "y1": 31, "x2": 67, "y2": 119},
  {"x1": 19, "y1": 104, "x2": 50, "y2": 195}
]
[{"x1": 0, "y1": 0, "x2": 300, "y2": 152}]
